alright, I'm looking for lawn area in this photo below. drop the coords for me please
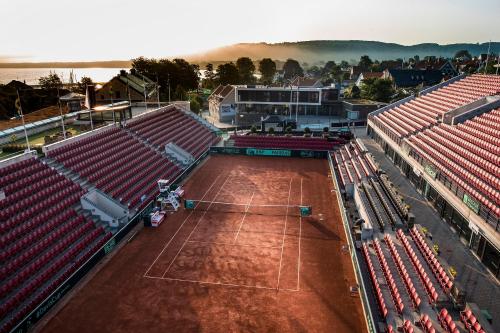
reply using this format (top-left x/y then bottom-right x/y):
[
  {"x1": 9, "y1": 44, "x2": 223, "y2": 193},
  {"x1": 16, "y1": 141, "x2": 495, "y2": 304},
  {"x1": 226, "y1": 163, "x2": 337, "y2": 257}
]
[{"x1": 9, "y1": 125, "x2": 84, "y2": 147}]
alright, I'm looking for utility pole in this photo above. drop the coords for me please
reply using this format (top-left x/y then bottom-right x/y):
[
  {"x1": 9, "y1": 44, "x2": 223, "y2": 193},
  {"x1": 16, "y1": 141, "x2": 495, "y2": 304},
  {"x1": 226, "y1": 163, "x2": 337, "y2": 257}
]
[{"x1": 57, "y1": 88, "x2": 67, "y2": 139}]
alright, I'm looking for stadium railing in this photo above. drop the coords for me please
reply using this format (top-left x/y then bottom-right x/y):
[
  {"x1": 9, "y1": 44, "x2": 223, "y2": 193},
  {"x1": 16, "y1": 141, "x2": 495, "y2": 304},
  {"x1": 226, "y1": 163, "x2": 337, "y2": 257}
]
[{"x1": 327, "y1": 153, "x2": 376, "y2": 333}]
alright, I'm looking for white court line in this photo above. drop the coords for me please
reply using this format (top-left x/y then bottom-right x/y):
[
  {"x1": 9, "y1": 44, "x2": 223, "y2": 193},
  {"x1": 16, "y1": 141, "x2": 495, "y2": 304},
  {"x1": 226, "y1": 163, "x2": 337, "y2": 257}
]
[
  {"x1": 297, "y1": 177, "x2": 303, "y2": 291},
  {"x1": 276, "y1": 178, "x2": 293, "y2": 291},
  {"x1": 187, "y1": 240, "x2": 281, "y2": 249},
  {"x1": 143, "y1": 275, "x2": 299, "y2": 292},
  {"x1": 233, "y1": 190, "x2": 255, "y2": 244},
  {"x1": 143, "y1": 173, "x2": 223, "y2": 277},
  {"x1": 161, "y1": 174, "x2": 232, "y2": 278}
]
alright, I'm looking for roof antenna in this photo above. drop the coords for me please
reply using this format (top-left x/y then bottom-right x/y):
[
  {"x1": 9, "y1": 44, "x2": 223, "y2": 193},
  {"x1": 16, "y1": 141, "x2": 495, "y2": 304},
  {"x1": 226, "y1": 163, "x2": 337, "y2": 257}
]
[{"x1": 484, "y1": 40, "x2": 491, "y2": 75}]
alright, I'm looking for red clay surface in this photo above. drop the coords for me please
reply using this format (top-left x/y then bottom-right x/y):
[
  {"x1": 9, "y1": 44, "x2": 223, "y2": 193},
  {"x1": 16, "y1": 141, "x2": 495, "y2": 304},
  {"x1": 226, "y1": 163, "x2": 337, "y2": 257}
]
[{"x1": 39, "y1": 155, "x2": 366, "y2": 333}]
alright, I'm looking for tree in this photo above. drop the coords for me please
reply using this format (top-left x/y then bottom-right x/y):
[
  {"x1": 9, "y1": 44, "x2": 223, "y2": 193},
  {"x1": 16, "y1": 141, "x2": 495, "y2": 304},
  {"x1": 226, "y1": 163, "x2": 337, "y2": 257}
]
[
  {"x1": 283, "y1": 59, "x2": 303, "y2": 80},
  {"x1": 454, "y1": 50, "x2": 472, "y2": 60},
  {"x1": 203, "y1": 63, "x2": 216, "y2": 89},
  {"x1": 360, "y1": 78, "x2": 394, "y2": 102},
  {"x1": 258, "y1": 58, "x2": 276, "y2": 84},
  {"x1": 175, "y1": 85, "x2": 187, "y2": 100},
  {"x1": 131, "y1": 57, "x2": 199, "y2": 101},
  {"x1": 189, "y1": 98, "x2": 201, "y2": 114},
  {"x1": 39, "y1": 73, "x2": 63, "y2": 90},
  {"x1": 340, "y1": 60, "x2": 350, "y2": 70},
  {"x1": 216, "y1": 62, "x2": 239, "y2": 85},
  {"x1": 268, "y1": 127, "x2": 275, "y2": 135},
  {"x1": 344, "y1": 85, "x2": 361, "y2": 99},
  {"x1": 236, "y1": 57, "x2": 256, "y2": 84},
  {"x1": 358, "y1": 55, "x2": 373, "y2": 71},
  {"x1": 75, "y1": 76, "x2": 94, "y2": 94},
  {"x1": 306, "y1": 65, "x2": 321, "y2": 78}
]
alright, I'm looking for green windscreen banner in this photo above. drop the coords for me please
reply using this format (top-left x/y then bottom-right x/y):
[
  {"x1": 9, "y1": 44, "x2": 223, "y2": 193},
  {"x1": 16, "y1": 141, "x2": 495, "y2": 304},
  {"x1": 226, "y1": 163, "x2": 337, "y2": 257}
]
[
  {"x1": 246, "y1": 148, "x2": 292, "y2": 157},
  {"x1": 463, "y1": 193, "x2": 480, "y2": 214}
]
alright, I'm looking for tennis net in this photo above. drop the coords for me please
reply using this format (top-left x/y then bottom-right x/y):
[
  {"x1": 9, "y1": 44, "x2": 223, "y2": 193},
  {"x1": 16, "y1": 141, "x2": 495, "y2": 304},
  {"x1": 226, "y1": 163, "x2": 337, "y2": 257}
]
[{"x1": 185, "y1": 200, "x2": 302, "y2": 216}]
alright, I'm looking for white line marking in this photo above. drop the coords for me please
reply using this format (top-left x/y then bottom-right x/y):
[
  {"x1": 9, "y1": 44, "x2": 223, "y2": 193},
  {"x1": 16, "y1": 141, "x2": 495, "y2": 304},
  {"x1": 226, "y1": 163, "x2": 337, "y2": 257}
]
[
  {"x1": 187, "y1": 240, "x2": 281, "y2": 249},
  {"x1": 143, "y1": 275, "x2": 299, "y2": 292},
  {"x1": 188, "y1": 200, "x2": 304, "y2": 208},
  {"x1": 143, "y1": 173, "x2": 223, "y2": 277},
  {"x1": 297, "y1": 177, "x2": 303, "y2": 291},
  {"x1": 276, "y1": 178, "x2": 293, "y2": 290},
  {"x1": 161, "y1": 174, "x2": 232, "y2": 278},
  {"x1": 233, "y1": 190, "x2": 255, "y2": 244}
]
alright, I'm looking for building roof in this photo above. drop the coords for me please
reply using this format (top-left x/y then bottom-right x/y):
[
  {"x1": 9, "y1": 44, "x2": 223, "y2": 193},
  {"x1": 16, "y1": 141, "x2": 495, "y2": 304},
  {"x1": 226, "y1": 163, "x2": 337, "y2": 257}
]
[
  {"x1": 60, "y1": 92, "x2": 85, "y2": 101},
  {"x1": 96, "y1": 72, "x2": 156, "y2": 97},
  {"x1": 290, "y1": 77, "x2": 322, "y2": 87},
  {"x1": 360, "y1": 72, "x2": 383, "y2": 79},
  {"x1": 413, "y1": 58, "x2": 455, "y2": 72},
  {"x1": 387, "y1": 69, "x2": 444, "y2": 88}
]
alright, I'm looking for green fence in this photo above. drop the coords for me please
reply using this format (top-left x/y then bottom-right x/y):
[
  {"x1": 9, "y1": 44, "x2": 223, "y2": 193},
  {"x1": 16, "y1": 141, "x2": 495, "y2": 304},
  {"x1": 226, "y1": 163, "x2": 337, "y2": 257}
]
[
  {"x1": 327, "y1": 153, "x2": 376, "y2": 333},
  {"x1": 209, "y1": 146, "x2": 328, "y2": 159}
]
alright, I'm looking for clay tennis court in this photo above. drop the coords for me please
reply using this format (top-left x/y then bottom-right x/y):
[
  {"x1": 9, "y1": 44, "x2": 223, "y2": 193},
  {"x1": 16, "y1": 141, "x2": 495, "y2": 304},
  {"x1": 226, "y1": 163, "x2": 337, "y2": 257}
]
[{"x1": 39, "y1": 155, "x2": 366, "y2": 333}]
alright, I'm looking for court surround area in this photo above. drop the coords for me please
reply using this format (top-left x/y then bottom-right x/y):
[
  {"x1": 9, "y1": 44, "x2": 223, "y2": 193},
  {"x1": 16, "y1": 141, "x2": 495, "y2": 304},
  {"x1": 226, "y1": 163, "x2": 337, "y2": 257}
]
[{"x1": 39, "y1": 155, "x2": 366, "y2": 333}]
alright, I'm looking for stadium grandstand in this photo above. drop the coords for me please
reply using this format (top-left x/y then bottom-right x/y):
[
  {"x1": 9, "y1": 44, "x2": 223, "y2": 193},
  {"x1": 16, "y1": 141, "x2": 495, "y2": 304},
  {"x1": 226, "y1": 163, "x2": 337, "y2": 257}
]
[
  {"x1": 367, "y1": 73, "x2": 499, "y2": 279},
  {"x1": 0, "y1": 105, "x2": 219, "y2": 332},
  {"x1": 1, "y1": 74, "x2": 499, "y2": 333}
]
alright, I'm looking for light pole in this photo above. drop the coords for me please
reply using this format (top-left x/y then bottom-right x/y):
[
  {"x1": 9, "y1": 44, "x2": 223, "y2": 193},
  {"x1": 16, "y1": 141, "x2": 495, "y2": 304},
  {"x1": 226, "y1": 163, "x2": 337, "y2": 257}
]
[{"x1": 57, "y1": 88, "x2": 67, "y2": 139}]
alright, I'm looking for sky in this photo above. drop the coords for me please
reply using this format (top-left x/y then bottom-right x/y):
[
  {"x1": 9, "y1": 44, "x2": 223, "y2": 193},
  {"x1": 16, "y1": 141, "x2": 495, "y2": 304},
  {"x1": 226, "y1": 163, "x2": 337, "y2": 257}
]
[{"x1": 0, "y1": 0, "x2": 499, "y2": 62}]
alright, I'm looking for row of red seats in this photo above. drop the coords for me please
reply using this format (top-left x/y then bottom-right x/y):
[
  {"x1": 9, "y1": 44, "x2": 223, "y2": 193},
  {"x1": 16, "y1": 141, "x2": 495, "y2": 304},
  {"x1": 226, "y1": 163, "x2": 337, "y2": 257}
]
[
  {"x1": 460, "y1": 309, "x2": 487, "y2": 333},
  {"x1": 396, "y1": 229, "x2": 439, "y2": 303},
  {"x1": 408, "y1": 136, "x2": 497, "y2": 211},
  {"x1": 0, "y1": 221, "x2": 96, "y2": 299},
  {"x1": 47, "y1": 127, "x2": 122, "y2": 158},
  {"x1": 0, "y1": 216, "x2": 85, "y2": 279},
  {"x1": 0, "y1": 168, "x2": 57, "y2": 198},
  {"x1": 0, "y1": 193, "x2": 82, "y2": 235},
  {"x1": 464, "y1": 119, "x2": 499, "y2": 145},
  {"x1": 0, "y1": 163, "x2": 46, "y2": 188},
  {"x1": 0, "y1": 207, "x2": 76, "y2": 247},
  {"x1": 0, "y1": 157, "x2": 38, "y2": 177},
  {"x1": 431, "y1": 125, "x2": 499, "y2": 173},
  {"x1": 384, "y1": 235, "x2": 421, "y2": 309},
  {"x1": 372, "y1": 240, "x2": 404, "y2": 314},
  {"x1": 438, "y1": 308, "x2": 460, "y2": 333},
  {"x1": 417, "y1": 132, "x2": 499, "y2": 202},
  {"x1": 420, "y1": 314, "x2": 436, "y2": 333},
  {"x1": 0, "y1": 230, "x2": 111, "y2": 333},
  {"x1": 0, "y1": 211, "x2": 79, "y2": 259},
  {"x1": 402, "y1": 320, "x2": 414, "y2": 333},
  {"x1": 361, "y1": 243, "x2": 388, "y2": 318},
  {"x1": 425, "y1": 129, "x2": 499, "y2": 183},
  {"x1": 410, "y1": 227, "x2": 453, "y2": 293},
  {"x1": 53, "y1": 130, "x2": 126, "y2": 165}
]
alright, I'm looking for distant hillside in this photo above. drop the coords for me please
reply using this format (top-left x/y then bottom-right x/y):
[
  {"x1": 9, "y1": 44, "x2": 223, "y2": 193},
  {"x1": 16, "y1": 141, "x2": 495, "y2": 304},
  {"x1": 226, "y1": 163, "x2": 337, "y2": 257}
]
[{"x1": 186, "y1": 40, "x2": 500, "y2": 64}]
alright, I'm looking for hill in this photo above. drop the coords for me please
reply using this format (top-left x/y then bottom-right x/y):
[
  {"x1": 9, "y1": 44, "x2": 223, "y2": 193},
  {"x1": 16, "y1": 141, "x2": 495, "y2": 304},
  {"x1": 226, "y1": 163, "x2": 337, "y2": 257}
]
[{"x1": 186, "y1": 40, "x2": 500, "y2": 64}]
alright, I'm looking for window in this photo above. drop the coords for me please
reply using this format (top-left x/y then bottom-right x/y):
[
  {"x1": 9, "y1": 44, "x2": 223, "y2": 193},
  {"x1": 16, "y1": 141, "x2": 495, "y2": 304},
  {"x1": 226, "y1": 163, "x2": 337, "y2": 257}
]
[{"x1": 115, "y1": 91, "x2": 121, "y2": 99}]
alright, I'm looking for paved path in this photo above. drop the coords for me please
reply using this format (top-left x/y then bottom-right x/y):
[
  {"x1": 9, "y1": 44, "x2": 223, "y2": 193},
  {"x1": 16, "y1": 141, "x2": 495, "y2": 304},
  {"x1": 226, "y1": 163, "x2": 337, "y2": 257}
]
[{"x1": 355, "y1": 129, "x2": 499, "y2": 332}]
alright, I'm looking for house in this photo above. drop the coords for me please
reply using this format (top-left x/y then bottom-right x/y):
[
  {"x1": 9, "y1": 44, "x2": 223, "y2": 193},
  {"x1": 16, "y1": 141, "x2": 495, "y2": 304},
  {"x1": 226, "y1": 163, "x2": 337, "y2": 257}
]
[
  {"x1": 95, "y1": 70, "x2": 157, "y2": 103},
  {"x1": 290, "y1": 76, "x2": 323, "y2": 88},
  {"x1": 412, "y1": 58, "x2": 458, "y2": 76},
  {"x1": 383, "y1": 69, "x2": 444, "y2": 88},
  {"x1": 355, "y1": 72, "x2": 384, "y2": 87},
  {"x1": 208, "y1": 85, "x2": 236, "y2": 123},
  {"x1": 349, "y1": 66, "x2": 362, "y2": 80},
  {"x1": 379, "y1": 60, "x2": 403, "y2": 71}
]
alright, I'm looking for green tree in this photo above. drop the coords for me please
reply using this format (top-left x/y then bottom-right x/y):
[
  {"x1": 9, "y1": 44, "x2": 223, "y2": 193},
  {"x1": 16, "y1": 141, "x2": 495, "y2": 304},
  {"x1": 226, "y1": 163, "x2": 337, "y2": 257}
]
[
  {"x1": 454, "y1": 50, "x2": 472, "y2": 60},
  {"x1": 175, "y1": 85, "x2": 187, "y2": 100},
  {"x1": 344, "y1": 85, "x2": 361, "y2": 99},
  {"x1": 307, "y1": 65, "x2": 322, "y2": 78},
  {"x1": 39, "y1": 73, "x2": 63, "y2": 90},
  {"x1": 360, "y1": 78, "x2": 394, "y2": 102},
  {"x1": 216, "y1": 62, "x2": 239, "y2": 85},
  {"x1": 283, "y1": 59, "x2": 303, "y2": 80},
  {"x1": 358, "y1": 55, "x2": 373, "y2": 71},
  {"x1": 340, "y1": 60, "x2": 350, "y2": 70},
  {"x1": 258, "y1": 58, "x2": 276, "y2": 84},
  {"x1": 75, "y1": 76, "x2": 94, "y2": 94},
  {"x1": 236, "y1": 57, "x2": 256, "y2": 84},
  {"x1": 131, "y1": 57, "x2": 199, "y2": 101},
  {"x1": 203, "y1": 63, "x2": 216, "y2": 89},
  {"x1": 189, "y1": 98, "x2": 201, "y2": 114}
]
